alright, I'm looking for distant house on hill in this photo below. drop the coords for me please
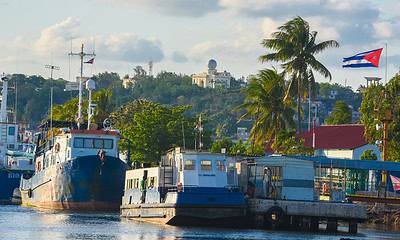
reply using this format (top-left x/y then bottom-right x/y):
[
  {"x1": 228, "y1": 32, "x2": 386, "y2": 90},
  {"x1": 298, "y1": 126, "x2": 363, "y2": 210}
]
[
  {"x1": 192, "y1": 59, "x2": 232, "y2": 89},
  {"x1": 298, "y1": 124, "x2": 381, "y2": 160}
]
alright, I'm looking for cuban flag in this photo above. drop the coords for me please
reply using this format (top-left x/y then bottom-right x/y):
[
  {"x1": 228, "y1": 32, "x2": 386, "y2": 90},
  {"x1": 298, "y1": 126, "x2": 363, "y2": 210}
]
[{"x1": 342, "y1": 48, "x2": 383, "y2": 68}]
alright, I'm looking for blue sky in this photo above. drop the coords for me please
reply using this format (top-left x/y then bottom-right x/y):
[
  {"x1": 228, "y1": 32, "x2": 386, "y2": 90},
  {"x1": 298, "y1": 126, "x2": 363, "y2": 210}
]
[{"x1": 0, "y1": 0, "x2": 399, "y2": 89}]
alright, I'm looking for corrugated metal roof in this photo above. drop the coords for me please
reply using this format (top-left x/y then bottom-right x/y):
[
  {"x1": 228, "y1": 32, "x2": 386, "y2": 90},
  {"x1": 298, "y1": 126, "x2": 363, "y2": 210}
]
[{"x1": 298, "y1": 124, "x2": 367, "y2": 150}]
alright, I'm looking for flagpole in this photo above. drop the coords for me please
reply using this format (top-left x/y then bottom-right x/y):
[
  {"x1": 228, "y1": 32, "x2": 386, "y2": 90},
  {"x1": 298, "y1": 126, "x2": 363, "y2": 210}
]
[{"x1": 385, "y1": 43, "x2": 388, "y2": 85}]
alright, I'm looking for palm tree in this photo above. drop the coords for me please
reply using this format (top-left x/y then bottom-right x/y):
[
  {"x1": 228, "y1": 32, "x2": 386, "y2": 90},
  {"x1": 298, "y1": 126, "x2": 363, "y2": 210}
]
[
  {"x1": 238, "y1": 69, "x2": 295, "y2": 146},
  {"x1": 259, "y1": 16, "x2": 339, "y2": 132}
]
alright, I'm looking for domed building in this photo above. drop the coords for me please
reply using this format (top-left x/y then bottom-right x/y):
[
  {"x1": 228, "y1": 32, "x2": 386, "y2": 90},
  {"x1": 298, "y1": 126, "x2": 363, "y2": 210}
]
[{"x1": 192, "y1": 59, "x2": 232, "y2": 88}]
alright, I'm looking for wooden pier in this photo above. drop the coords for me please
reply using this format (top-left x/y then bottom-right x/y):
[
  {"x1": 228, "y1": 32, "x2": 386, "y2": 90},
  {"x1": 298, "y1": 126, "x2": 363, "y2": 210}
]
[{"x1": 247, "y1": 199, "x2": 367, "y2": 233}]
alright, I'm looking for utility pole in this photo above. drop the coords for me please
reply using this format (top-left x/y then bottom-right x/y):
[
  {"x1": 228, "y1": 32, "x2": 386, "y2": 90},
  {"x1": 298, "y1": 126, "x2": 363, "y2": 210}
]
[
  {"x1": 45, "y1": 64, "x2": 60, "y2": 143},
  {"x1": 381, "y1": 109, "x2": 392, "y2": 197},
  {"x1": 69, "y1": 44, "x2": 95, "y2": 129}
]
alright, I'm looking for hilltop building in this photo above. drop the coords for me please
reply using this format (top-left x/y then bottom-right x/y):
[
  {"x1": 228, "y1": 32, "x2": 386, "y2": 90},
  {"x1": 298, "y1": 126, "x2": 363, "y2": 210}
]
[{"x1": 192, "y1": 59, "x2": 232, "y2": 88}]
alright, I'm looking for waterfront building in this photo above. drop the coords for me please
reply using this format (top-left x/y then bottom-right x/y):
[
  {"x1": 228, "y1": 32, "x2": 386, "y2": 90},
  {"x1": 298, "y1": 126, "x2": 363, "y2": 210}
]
[
  {"x1": 192, "y1": 59, "x2": 232, "y2": 88},
  {"x1": 238, "y1": 155, "x2": 315, "y2": 201},
  {"x1": 299, "y1": 124, "x2": 381, "y2": 160}
]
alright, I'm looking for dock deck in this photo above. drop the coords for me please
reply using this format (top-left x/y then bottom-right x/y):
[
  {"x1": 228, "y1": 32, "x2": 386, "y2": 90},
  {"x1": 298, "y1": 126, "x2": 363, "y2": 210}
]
[{"x1": 247, "y1": 199, "x2": 367, "y2": 233}]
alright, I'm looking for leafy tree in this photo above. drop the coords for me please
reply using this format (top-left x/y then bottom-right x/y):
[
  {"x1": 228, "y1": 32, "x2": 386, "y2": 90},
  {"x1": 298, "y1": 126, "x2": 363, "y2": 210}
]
[
  {"x1": 229, "y1": 139, "x2": 248, "y2": 156},
  {"x1": 210, "y1": 137, "x2": 233, "y2": 153},
  {"x1": 93, "y1": 89, "x2": 114, "y2": 123},
  {"x1": 8, "y1": 74, "x2": 71, "y2": 123},
  {"x1": 92, "y1": 72, "x2": 120, "y2": 89},
  {"x1": 238, "y1": 69, "x2": 295, "y2": 146},
  {"x1": 52, "y1": 89, "x2": 114, "y2": 123},
  {"x1": 325, "y1": 100, "x2": 352, "y2": 125},
  {"x1": 260, "y1": 16, "x2": 339, "y2": 132},
  {"x1": 228, "y1": 139, "x2": 264, "y2": 156},
  {"x1": 360, "y1": 75, "x2": 400, "y2": 162},
  {"x1": 272, "y1": 130, "x2": 313, "y2": 155},
  {"x1": 110, "y1": 99, "x2": 210, "y2": 163},
  {"x1": 360, "y1": 150, "x2": 378, "y2": 161},
  {"x1": 52, "y1": 98, "x2": 81, "y2": 122}
]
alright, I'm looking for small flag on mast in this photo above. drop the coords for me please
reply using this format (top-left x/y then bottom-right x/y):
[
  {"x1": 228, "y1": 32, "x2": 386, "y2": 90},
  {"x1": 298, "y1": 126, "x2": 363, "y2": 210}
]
[
  {"x1": 84, "y1": 58, "x2": 95, "y2": 64},
  {"x1": 342, "y1": 48, "x2": 383, "y2": 68}
]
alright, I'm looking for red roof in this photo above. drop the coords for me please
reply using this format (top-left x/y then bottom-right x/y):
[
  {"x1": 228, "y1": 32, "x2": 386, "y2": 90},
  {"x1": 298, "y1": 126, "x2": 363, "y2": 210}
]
[
  {"x1": 298, "y1": 124, "x2": 368, "y2": 150},
  {"x1": 70, "y1": 129, "x2": 119, "y2": 136}
]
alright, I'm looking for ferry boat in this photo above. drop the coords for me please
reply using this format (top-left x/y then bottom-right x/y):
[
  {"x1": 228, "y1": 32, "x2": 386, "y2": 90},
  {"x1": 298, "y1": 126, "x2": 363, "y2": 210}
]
[
  {"x1": 120, "y1": 147, "x2": 245, "y2": 226},
  {"x1": 20, "y1": 127, "x2": 127, "y2": 210},
  {"x1": 0, "y1": 74, "x2": 35, "y2": 204}
]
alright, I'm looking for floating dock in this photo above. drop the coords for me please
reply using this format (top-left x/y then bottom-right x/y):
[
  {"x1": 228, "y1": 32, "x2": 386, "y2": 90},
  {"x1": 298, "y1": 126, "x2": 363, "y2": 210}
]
[{"x1": 247, "y1": 199, "x2": 367, "y2": 233}]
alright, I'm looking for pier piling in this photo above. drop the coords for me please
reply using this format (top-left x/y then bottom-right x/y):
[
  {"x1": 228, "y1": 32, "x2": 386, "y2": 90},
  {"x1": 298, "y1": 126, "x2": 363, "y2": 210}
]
[
  {"x1": 326, "y1": 219, "x2": 338, "y2": 233},
  {"x1": 348, "y1": 220, "x2": 358, "y2": 234}
]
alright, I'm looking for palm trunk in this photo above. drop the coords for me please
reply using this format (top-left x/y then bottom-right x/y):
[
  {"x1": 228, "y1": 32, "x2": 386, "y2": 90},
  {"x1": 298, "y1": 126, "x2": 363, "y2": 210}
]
[{"x1": 297, "y1": 77, "x2": 302, "y2": 133}]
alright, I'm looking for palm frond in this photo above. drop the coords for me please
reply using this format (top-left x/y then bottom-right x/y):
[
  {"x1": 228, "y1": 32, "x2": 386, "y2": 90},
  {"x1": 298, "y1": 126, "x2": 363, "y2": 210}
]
[{"x1": 311, "y1": 40, "x2": 339, "y2": 55}]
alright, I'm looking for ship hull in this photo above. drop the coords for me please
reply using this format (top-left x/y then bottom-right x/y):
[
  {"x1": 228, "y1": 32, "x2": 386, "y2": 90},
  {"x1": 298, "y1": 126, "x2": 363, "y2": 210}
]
[
  {"x1": 121, "y1": 189, "x2": 246, "y2": 226},
  {"x1": 121, "y1": 203, "x2": 246, "y2": 226},
  {"x1": 20, "y1": 155, "x2": 126, "y2": 211},
  {"x1": 0, "y1": 169, "x2": 33, "y2": 204}
]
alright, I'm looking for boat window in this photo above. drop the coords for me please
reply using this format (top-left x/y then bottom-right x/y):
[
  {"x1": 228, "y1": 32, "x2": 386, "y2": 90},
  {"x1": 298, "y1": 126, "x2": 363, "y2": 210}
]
[
  {"x1": 84, "y1": 138, "x2": 94, "y2": 148},
  {"x1": 94, "y1": 139, "x2": 104, "y2": 148},
  {"x1": 184, "y1": 160, "x2": 195, "y2": 170},
  {"x1": 8, "y1": 126, "x2": 15, "y2": 136},
  {"x1": 200, "y1": 160, "x2": 212, "y2": 171},
  {"x1": 73, "y1": 137, "x2": 114, "y2": 149},
  {"x1": 104, "y1": 139, "x2": 113, "y2": 149},
  {"x1": 216, "y1": 160, "x2": 225, "y2": 171},
  {"x1": 134, "y1": 178, "x2": 139, "y2": 188},
  {"x1": 74, "y1": 138, "x2": 84, "y2": 148}
]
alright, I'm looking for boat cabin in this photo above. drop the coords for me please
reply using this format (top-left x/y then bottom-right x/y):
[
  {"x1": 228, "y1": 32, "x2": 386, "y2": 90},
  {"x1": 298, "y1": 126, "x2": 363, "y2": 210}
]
[
  {"x1": 123, "y1": 147, "x2": 239, "y2": 205},
  {"x1": 35, "y1": 129, "x2": 120, "y2": 172},
  {"x1": 0, "y1": 122, "x2": 35, "y2": 171}
]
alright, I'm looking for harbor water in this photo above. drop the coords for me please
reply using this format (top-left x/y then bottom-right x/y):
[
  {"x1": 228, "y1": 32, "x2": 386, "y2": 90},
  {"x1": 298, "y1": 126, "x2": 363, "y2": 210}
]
[{"x1": 0, "y1": 205, "x2": 399, "y2": 240}]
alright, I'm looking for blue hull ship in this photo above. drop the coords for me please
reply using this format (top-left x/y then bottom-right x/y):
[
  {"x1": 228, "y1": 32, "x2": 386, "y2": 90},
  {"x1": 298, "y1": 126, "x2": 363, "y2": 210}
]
[
  {"x1": 121, "y1": 148, "x2": 245, "y2": 226},
  {"x1": 20, "y1": 129, "x2": 127, "y2": 211},
  {"x1": 0, "y1": 169, "x2": 32, "y2": 204},
  {"x1": 0, "y1": 74, "x2": 35, "y2": 204}
]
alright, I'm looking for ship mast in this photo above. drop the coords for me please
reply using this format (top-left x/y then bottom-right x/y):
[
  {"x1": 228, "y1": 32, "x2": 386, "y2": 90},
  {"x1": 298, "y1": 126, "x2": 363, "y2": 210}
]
[
  {"x1": 0, "y1": 73, "x2": 9, "y2": 166},
  {"x1": 0, "y1": 73, "x2": 8, "y2": 122},
  {"x1": 69, "y1": 44, "x2": 95, "y2": 129},
  {"x1": 45, "y1": 64, "x2": 60, "y2": 143}
]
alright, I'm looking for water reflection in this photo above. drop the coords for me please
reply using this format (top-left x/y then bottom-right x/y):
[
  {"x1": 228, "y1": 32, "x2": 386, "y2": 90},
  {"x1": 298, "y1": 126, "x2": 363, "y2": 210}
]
[{"x1": 0, "y1": 205, "x2": 399, "y2": 240}]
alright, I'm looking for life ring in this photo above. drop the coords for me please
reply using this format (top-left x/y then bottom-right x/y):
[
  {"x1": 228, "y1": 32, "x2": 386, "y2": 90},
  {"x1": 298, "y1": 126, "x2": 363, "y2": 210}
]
[
  {"x1": 54, "y1": 143, "x2": 60, "y2": 152},
  {"x1": 322, "y1": 183, "x2": 329, "y2": 194},
  {"x1": 264, "y1": 206, "x2": 285, "y2": 229}
]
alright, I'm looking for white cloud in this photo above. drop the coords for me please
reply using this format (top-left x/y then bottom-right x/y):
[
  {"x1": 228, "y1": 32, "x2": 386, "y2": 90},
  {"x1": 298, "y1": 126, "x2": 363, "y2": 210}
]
[
  {"x1": 261, "y1": 18, "x2": 280, "y2": 38},
  {"x1": 307, "y1": 17, "x2": 340, "y2": 41},
  {"x1": 32, "y1": 17, "x2": 164, "y2": 63},
  {"x1": 97, "y1": 33, "x2": 164, "y2": 62},
  {"x1": 100, "y1": 0, "x2": 220, "y2": 17},
  {"x1": 373, "y1": 21, "x2": 394, "y2": 39},
  {"x1": 35, "y1": 17, "x2": 80, "y2": 56}
]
